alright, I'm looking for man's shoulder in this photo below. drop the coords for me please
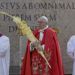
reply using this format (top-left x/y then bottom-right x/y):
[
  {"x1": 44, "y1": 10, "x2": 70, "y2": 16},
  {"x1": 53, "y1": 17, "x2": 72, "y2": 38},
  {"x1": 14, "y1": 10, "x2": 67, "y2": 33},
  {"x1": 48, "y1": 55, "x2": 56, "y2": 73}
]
[
  {"x1": 33, "y1": 29, "x2": 39, "y2": 34},
  {"x1": 0, "y1": 35, "x2": 9, "y2": 41},
  {"x1": 0, "y1": 35, "x2": 9, "y2": 44},
  {"x1": 67, "y1": 35, "x2": 75, "y2": 46},
  {"x1": 46, "y1": 27, "x2": 56, "y2": 33},
  {"x1": 69, "y1": 35, "x2": 75, "y2": 41},
  {"x1": 70, "y1": 35, "x2": 75, "y2": 38}
]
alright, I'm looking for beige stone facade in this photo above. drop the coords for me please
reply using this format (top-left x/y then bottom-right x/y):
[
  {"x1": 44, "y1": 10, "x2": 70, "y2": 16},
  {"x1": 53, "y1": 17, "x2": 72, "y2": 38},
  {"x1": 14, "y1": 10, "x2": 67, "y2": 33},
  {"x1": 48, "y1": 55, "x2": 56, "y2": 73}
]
[{"x1": 0, "y1": 0, "x2": 75, "y2": 74}]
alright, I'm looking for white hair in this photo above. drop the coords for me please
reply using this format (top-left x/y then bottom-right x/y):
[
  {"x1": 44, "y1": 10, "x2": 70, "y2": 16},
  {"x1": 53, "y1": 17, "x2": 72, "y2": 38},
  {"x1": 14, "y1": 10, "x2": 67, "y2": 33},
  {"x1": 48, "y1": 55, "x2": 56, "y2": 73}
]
[{"x1": 37, "y1": 16, "x2": 48, "y2": 23}]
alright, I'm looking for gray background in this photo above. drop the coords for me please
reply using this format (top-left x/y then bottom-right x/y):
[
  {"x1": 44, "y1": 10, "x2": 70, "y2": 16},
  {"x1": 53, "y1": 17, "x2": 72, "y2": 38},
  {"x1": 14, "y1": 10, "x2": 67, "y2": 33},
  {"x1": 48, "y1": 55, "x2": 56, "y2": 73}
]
[{"x1": 0, "y1": 0, "x2": 75, "y2": 74}]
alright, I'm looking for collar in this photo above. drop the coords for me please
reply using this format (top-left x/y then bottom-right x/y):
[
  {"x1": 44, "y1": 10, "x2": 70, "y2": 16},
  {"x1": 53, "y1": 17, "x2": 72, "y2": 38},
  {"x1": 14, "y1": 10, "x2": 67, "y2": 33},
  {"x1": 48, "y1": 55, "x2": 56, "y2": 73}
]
[{"x1": 39, "y1": 25, "x2": 48, "y2": 32}]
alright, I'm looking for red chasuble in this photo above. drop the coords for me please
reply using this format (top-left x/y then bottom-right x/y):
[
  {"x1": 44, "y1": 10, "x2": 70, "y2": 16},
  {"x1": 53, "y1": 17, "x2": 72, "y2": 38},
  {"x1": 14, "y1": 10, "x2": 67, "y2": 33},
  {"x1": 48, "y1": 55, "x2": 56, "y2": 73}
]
[{"x1": 20, "y1": 28, "x2": 64, "y2": 75}]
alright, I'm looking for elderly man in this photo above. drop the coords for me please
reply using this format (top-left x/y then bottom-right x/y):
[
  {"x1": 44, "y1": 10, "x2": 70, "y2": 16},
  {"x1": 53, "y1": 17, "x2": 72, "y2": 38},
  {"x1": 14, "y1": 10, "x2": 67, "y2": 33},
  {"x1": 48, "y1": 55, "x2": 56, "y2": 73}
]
[
  {"x1": 21, "y1": 16, "x2": 64, "y2": 75},
  {"x1": 0, "y1": 33, "x2": 10, "y2": 75},
  {"x1": 67, "y1": 35, "x2": 75, "y2": 75}
]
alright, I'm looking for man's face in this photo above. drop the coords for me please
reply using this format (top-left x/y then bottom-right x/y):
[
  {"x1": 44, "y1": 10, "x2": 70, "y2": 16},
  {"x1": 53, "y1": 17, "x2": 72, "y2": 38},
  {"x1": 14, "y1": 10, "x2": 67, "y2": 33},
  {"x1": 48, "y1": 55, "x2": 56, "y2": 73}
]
[{"x1": 38, "y1": 20, "x2": 47, "y2": 29}]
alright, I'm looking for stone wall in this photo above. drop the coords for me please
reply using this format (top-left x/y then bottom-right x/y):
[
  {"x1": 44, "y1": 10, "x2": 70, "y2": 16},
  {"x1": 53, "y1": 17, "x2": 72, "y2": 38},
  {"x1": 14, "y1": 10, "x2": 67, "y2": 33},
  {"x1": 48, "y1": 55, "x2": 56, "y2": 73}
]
[{"x1": 0, "y1": 0, "x2": 75, "y2": 74}]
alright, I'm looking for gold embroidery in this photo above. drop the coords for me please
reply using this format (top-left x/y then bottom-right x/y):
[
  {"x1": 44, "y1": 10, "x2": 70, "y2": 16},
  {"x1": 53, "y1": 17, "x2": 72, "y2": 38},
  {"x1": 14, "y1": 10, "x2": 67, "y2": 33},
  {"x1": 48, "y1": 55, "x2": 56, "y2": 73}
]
[
  {"x1": 32, "y1": 56, "x2": 39, "y2": 74},
  {"x1": 44, "y1": 48, "x2": 51, "y2": 61},
  {"x1": 31, "y1": 49, "x2": 51, "y2": 75}
]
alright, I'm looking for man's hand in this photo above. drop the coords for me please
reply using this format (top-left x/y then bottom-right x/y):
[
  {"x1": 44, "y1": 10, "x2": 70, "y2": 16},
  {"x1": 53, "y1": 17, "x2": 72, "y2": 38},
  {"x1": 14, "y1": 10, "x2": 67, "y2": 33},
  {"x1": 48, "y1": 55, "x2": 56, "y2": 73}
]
[{"x1": 31, "y1": 41, "x2": 42, "y2": 50}]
